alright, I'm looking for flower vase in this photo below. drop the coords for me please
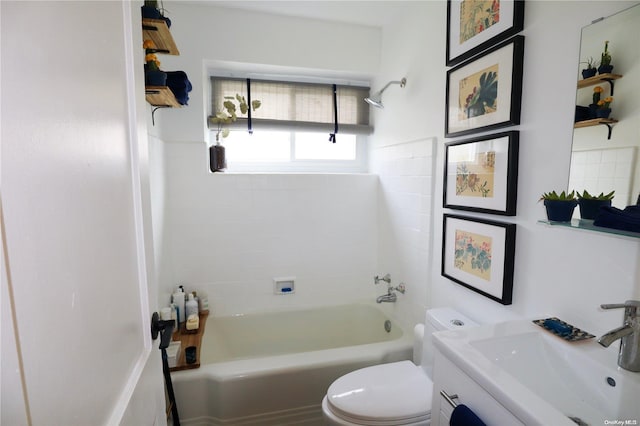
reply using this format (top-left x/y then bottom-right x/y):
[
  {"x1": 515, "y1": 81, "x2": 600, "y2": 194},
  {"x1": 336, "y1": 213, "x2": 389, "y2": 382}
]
[
  {"x1": 582, "y1": 68, "x2": 597, "y2": 79},
  {"x1": 596, "y1": 108, "x2": 612, "y2": 119},
  {"x1": 209, "y1": 140, "x2": 227, "y2": 173},
  {"x1": 146, "y1": 70, "x2": 167, "y2": 86}
]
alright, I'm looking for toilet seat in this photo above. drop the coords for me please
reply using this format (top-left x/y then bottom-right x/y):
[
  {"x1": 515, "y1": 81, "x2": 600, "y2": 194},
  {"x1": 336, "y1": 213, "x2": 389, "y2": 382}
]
[{"x1": 323, "y1": 360, "x2": 433, "y2": 425}]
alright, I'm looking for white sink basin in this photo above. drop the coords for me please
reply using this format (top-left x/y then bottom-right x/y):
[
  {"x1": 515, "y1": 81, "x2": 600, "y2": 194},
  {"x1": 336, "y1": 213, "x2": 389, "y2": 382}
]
[{"x1": 433, "y1": 320, "x2": 640, "y2": 425}]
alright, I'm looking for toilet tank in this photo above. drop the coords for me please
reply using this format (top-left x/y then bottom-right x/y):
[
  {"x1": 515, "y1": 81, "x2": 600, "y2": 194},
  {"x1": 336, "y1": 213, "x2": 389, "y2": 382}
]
[{"x1": 419, "y1": 307, "x2": 477, "y2": 375}]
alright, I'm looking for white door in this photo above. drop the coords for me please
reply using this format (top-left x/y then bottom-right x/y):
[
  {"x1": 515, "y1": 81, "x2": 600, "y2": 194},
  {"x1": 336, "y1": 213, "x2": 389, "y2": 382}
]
[{"x1": 1, "y1": 1, "x2": 165, "y2": 425}]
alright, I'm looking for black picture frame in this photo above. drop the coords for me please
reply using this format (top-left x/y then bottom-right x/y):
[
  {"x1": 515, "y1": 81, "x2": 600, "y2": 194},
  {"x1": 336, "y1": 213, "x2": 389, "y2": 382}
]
[
  {"x1": 443, "y1": 131, "x2": 519, "y2": 215},
  {"x1": 446, "y1": 0, "x2": 525, "y2": 67},
  {"x1": 441, "y1": 214, "x2": 516, "y2": 305},
  {"x1": 445, "y1": 35, "x2": 525, "y2": 138}
]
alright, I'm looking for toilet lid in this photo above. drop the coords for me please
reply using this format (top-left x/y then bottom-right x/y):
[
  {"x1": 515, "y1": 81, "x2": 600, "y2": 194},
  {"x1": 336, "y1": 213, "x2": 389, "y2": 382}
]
[{"x1": 326, "y1": 360, "x2": 432, "y2": 425}]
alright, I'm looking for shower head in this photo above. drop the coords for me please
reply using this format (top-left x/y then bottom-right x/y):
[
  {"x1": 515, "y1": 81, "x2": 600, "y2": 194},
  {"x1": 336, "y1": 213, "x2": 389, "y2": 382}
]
[{"x1": 364, "y1": 78, "x2": 407, "y2": 109}]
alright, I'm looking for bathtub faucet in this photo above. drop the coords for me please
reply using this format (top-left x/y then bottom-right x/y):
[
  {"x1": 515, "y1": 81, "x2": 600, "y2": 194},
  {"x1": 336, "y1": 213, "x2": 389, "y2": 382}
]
[{"x1": 375, "y1": 274, "x2": 406, "y2": 303}]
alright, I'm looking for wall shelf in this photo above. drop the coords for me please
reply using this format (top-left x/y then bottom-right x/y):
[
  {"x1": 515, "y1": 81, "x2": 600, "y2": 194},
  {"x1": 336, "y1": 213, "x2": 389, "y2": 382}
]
[
  {"x1": 538, "y1": 218, "x2": 640, "y2": 240},
  {"x1": 145, "y1": 86, "x2": 181, "y2": 108},
  {"x1": 142, "y1": 18, "x2": 179, "y2": 55},
  {"x1": 577, "y1": 73, "x2": 622, "y2": 94},
  {"x1": 574, "y1": 118, "x2": 618, "y2": 139}
]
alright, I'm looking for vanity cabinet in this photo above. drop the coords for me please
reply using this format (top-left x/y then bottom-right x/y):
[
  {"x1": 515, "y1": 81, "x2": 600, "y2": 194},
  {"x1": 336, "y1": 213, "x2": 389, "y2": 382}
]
[{"x1": 431, "y1": 348, "x2": 524, "y2": 426}]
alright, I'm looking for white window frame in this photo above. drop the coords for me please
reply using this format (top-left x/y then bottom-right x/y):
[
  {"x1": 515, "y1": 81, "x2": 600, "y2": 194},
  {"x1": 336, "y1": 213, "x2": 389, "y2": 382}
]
[{"x1": 219, "y1": 131, "x2": 368, "y2": 173}]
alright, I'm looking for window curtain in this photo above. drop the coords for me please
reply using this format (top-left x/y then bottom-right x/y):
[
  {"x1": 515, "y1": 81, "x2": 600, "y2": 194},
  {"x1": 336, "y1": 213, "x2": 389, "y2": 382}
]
[{"x1": 208, "y1": 77, "x2": 372, "y2": 135}]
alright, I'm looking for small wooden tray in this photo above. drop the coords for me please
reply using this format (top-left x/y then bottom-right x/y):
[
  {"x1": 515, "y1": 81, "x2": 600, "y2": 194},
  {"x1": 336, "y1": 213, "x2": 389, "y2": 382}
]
[{"x1": 170, "y1": 311, "x2": 208, "y2": 371}]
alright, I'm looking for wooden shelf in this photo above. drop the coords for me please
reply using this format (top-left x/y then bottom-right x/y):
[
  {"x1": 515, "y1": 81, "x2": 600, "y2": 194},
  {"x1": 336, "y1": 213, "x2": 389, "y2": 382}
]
[
  {"x1": 577, "y1": 73, "x2": 622, "y2": 89},
  {"x1": 574, "y1": 118, "x2": 618, "y2": 128},
  {"x1": 145, "y1": 86, "x2": 181, "y2": 108},
  {"x1": 169, "y1": 312, "x2": 208, "y2": 372},
  {"x1": 142, "y1": 18, "x2": 179, "y2": 55}
]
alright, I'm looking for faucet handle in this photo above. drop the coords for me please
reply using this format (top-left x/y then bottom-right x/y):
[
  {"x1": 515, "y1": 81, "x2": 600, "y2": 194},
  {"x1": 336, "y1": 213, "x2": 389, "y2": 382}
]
[
  {"x1": 374, "y1": 274, "x2": 391, "y2": 285},
  {"x1": 601, "y1": 300, "x2": 640, "y2": 310}
]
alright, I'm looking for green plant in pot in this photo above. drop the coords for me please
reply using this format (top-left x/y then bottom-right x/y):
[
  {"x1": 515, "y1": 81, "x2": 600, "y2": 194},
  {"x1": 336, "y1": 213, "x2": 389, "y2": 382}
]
[
  {"x1": 577, "y1": 190, "x2": 614, "y2": 220},
  {"x1": 540, "y1": 190, "x2": 578, "y2": 222},
  {"x1": 598, "y1": 40, "x2": 613, "y2": 74},
  {"x1": 580, "y1": 57, "x2": 598, "y2": 79}
]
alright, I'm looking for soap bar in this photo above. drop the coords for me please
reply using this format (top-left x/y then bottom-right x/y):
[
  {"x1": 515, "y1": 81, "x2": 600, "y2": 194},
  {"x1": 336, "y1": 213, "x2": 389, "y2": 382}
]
[
  {"x1": 543, "y1": 318, "x2": 573, "y2": 336},
  {"x1": 186, "y1": 314, "x2": 199, "y2": 331}
]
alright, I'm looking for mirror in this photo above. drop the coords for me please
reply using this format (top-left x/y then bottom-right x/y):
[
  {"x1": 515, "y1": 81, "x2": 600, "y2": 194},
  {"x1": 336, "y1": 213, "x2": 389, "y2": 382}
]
[{"x1": 569, "y1": 4, "x2": 640, "y2": 209}]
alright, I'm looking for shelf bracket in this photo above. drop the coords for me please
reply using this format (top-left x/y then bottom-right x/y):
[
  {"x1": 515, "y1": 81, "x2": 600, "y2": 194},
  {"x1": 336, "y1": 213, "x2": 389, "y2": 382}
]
[
  {"x1": 151, "y1": 106, "x2": 170, "y2": 126},
  {"x1": 604, "y1": 122, "x2": 614, "y2": 139},
  {"x1": 604, "y1": 78, "x2": 616, "y2": 95}
]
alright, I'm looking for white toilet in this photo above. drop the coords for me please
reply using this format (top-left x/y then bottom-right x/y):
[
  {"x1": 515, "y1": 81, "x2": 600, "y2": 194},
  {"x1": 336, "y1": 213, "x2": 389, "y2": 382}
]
[{"x1": 321, "y1": 308, "x2": 477, "y2": 425}]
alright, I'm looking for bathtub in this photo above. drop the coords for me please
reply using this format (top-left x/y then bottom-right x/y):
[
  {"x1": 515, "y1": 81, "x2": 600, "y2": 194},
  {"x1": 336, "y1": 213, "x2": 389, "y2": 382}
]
[{"x1": 171, "y1": 303, "x2": 413, "y2": 426}]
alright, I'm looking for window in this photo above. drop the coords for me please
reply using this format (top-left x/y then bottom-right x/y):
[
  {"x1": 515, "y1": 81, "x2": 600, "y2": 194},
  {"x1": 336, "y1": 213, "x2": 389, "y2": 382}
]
[{"x1": 209, "y1": 76, "x2": 371, "y2": 172}]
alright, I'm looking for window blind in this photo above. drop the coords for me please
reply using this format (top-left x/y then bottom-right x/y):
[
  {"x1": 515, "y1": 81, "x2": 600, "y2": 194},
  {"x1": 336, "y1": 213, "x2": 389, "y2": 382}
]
[{"x1": 208, "y1": 77, "x2": 372, "y2": 135}]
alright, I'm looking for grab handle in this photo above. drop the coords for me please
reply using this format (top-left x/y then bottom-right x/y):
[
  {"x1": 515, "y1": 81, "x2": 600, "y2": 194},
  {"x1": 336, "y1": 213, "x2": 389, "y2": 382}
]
[{"x1": 440, "y1": 390, "x2": 459, "y2": 408}]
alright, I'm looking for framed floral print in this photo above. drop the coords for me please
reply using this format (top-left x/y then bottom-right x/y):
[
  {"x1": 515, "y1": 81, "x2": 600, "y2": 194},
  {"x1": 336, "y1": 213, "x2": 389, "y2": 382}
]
[
  {"x1": 447, "y1": 0, "x2": 525, "y2": 66},
  {"x1": 445, "y1": 35, "x2": 524, "y2": 138},
  {"x1": 444, "y1": 131, "x2": 519, "y2": 215},
  {"x1": 441, "y1": 214, "x2": 515, "y2": 305}
]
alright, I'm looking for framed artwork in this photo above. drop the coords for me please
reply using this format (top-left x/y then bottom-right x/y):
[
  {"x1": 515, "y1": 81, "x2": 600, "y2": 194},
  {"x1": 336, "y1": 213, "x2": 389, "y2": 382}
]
[
  {"x1": 441, "y1": 214, "x2": 516, "y2": 305},
  {"x1": 444, "y1": 131, "x2": 519, "y2": 215},
  {"x1": 446, "y1": 0, "x2": 525, "y2": 67},
  {"x1": 445, "y1": 35, "x2": 524, "y2": 138}
]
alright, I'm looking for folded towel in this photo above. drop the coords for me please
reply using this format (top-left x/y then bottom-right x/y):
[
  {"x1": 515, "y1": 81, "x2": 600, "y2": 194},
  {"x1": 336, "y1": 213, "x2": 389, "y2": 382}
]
[
  {"x1": 165, "y1": 71, "x2": 193, "y2": 105},
  {"x1": 593, "y1": 205, "x2": 640, "y2": 233},
  {"x1": 450, "y1": 404, "x2": 487, "y2": 426}
]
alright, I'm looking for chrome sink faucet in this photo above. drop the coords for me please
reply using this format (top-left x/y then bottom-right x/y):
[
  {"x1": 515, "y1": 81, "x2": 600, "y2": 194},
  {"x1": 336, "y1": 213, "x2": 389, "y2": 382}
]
[
  {"x1": 374, "y1": 274, "x2": 406, "y2": 303},
  {"x1": 598, "y1": 300, "x2": 640, "y2": 372}
]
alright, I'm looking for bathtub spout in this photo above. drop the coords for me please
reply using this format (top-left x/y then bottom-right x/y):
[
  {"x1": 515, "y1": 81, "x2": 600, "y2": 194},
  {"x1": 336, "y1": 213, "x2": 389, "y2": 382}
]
[
  {"x1": 376, "y1": 293, "x2": 397, "y2": 303},
  {"x1": 376, "y1": 283, "x2": 405, "y2": 303}
]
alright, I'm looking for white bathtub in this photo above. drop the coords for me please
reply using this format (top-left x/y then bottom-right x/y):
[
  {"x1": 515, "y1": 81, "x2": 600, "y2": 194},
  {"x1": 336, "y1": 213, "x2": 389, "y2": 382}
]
[{"x1": 171, "y1": 303, "x2": 412, "y2": 426}]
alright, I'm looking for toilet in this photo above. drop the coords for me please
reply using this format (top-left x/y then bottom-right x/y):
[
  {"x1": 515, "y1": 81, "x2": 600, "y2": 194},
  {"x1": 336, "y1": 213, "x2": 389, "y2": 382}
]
[{"x1": 321, "y1": 308, "x2": 477, "y2": 425}]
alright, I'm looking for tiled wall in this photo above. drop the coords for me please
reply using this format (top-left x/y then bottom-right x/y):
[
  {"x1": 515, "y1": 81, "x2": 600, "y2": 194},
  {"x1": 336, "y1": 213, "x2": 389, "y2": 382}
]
[
  {"x1": 159, "y1": 141, "x2": 379, "y2": 315},
  {"x1": 370, "y1": 138, "x2": 437, "y2": 326},
  {"x1": 569, "y1": 147, "x2": 636, "y2": 208}
]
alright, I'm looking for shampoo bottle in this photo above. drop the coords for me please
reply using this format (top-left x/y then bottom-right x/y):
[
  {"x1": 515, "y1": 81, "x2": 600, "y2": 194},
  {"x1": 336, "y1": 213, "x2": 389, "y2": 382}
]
[
  {"x1": 172, "y1": 288, "x2": 185, "y2": 324},
  {"x1": 185, "y1": 293, "x2": 198, "y2": 318}
]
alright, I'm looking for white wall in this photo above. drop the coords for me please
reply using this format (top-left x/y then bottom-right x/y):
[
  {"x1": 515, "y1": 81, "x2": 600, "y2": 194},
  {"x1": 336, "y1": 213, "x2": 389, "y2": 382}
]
[
  {"x1": 160, "y1": 142, "x2": 378, "y2": 314},
  {"x1": 371, "y1": 1, "x2": 640, "y2": 340},
  {"x1": 157, "y1": 2, "x2": 381, "y2": 144},
  {"x1": 151, "y1": 4, "x2": 385, "y2": 313}
]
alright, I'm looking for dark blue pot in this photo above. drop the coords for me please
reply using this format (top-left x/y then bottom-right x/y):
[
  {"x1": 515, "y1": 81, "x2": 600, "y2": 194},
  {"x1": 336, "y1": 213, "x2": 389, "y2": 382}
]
[
  {"x1": 146, "y1": 70, "x2": 167, "y2": 86},
  {"x1": 596, "y1": 108, "x2": 611, "y2": 119},
  {"x1": 588, "y1": 103, "x2": 598, "y2": 119},
  {"x1": 582, "y1": 68, "x2": 597, "y2": 79},
  {"x1": 579, "y1": 199, "x2": 612, "y2": 220},
  {"x1": 598, "y1": 64, "x2": 614, "y2": 74},
  {"x1": 141, "y1": 5, "x2": 162, "y2": 19},
  {"x1": 544, "y1": 199, "x2": 577, "y2": 222}
]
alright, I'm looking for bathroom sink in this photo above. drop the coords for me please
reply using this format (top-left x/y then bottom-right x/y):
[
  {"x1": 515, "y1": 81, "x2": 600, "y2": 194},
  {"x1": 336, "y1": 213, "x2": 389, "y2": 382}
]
[{"x1": 433, "y1": 320, "x2": 640, "y2": 426}]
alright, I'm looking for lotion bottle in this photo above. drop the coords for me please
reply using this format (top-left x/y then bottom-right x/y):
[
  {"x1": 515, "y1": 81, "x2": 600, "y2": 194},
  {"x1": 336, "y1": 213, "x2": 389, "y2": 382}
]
[{"x1": 172, "y1": 288, "x2": 185, "y2": 324}]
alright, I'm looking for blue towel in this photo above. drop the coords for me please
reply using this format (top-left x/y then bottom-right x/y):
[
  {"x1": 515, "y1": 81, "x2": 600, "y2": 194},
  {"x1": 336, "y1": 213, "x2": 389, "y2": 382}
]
[
  {"x1": 165, "y1": 71, "x2": 193, "y2": 106},
  {"x1": 593, "y1": 205, "x2": 640, "y2": 233},
  {"x1": 450, "y1": 404, "x2": 487, "y2": 426}
]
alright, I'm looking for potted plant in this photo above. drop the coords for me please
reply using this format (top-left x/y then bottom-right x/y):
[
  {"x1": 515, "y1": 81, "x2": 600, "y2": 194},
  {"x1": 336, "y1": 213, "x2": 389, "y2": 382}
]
[
  {"x1": 589, "y1": 85, "x2": 604, "y2": 118},
  {"x1": 208, "y1": 94, "x2": 262, "y2": 172},
  {"x1": 596, "y1": 96, "x2": 613, "y2": 118},
  {"x1": 540, "y1": 190, "x2": 578, "y2": 222},
  {"x1": 577, "y1": 190, "x2": 614, "y2": 220},
  {"x1": 143, "y1": 41, "x2": 166, "y2": 86},
  {"x1": 580, "y1": 57, "x2": 598, "y2": 79},
  {"x1": 598, "y1": 40, "x2": 613, "y2": 74}
]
